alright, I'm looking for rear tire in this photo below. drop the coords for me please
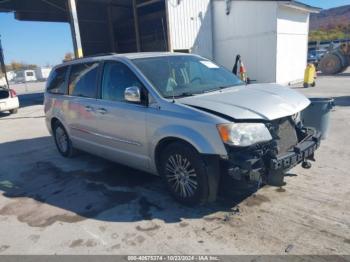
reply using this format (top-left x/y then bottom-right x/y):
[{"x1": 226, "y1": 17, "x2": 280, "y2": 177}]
[
  {"x1": 9, "y1": 108, "x2": 18, "y2": 114},
  {"x1": 159, "y1": 142, "x2": 209, "y2": 206},
  {"x1": 53, "y1": 122, "x2": 76, "y2": 158}
]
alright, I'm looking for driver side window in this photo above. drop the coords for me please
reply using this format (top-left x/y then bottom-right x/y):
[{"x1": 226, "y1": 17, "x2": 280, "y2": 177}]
[{"x1": 101, "y1": 61, "x2": 143, "y2": 102}]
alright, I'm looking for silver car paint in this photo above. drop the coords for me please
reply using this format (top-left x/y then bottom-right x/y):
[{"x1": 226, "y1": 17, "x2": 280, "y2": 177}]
[
  {"x1": 45, "y1": 53, "x2": 310, "y2": 175},
  {"x1": 178, "y1": 83, "x2": 310, "y2": 121}
]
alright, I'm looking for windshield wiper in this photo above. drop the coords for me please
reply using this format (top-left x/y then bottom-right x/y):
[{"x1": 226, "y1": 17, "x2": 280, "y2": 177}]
[
  {"x1": 165, "y1": 92, "x2": 194, "y2": 99},
  {"x1": 202, "y1": 87, "x2": 226, "y2": 93},
  {"x1": 202, "y1": 84, "x2": 243, "y2": 94}
]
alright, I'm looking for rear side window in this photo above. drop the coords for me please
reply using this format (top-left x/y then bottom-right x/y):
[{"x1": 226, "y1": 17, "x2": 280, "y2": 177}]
[
  {"x1": 26, "y1": 72, "x2": 34, "y2": 76},
  {"x1": 47, "y1": 66, "x2": 68, "y2": 94},
  {"x1": 68, "y1": 62, "x2": 99, "y2": 98}
]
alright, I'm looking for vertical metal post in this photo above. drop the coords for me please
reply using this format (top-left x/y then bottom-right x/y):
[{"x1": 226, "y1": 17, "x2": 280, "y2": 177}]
[
  {"x1": 107, "y1": 4, "x2": 116, "y2": 52},
  {"x1": 68, "y1": 0, "x2": 83, "y2": 58},
  {"x1": 132, "y1": 0, "x2": 141, "y2": 52},
  {"x1": 164, "y1": 0, "x2": 171, "y2": 51},
  {"x1": 0, "y1": 35, "x2": 9, "y2": 88}
]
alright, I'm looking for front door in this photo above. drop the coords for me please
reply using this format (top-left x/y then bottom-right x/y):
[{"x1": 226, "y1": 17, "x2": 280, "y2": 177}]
[{"x1": 93, "y1": 61, "x2": 149, "y2": 170}]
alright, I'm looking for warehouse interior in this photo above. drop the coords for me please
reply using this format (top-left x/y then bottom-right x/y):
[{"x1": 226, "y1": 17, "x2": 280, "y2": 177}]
[
  {"x1": 0, "y1": 0, "x2": 169, "y2": 56},
  {"x1": 78, "y1": 0, "x2": 169, "y2": 55},
  {"x1": 115, "y1": 0, "x2": 168, "y2": 53}
]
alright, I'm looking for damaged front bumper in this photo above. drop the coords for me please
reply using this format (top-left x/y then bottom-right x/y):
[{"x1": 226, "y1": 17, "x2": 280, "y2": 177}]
[
  {"x1": 270, "y1": 133, "x2": 321, "y2": 171},
  {"x1": 222, "y1": 127, "x2": 321, "y2": 187}
]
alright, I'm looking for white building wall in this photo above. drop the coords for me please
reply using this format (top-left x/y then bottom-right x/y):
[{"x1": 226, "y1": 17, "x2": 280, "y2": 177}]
[
  {"x1": 35, "y1": 67, "x2": 52, "y2": 80},
  {"x1": 276, "y1": 5, "x2": 310, "y2": 84},
  {"x1": 167, "y1": 0, "x2": 213, "y2": 59},
  {"x1": 0, "y1": 77, "x2": 6, "y2": 86},
  {"x1": 212, "y1": 1, "x2": 278, "y2": 83}
]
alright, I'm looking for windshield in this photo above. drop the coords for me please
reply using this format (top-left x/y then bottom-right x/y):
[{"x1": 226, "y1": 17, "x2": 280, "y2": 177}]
[{"x1": 132, "y1": 55, "x2": 243, "y2": 98}]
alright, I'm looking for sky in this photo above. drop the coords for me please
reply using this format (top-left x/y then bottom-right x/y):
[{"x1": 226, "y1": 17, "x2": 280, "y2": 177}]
[
  {"x1": 299, "y1": 0, "x2": 350, "y2": 9},
  {"x1": 0, "y1": 0, "x2": 349, "y2": 67},
  {"x1": 0, "y1": 13, "x2": 73, "y2": 66}
]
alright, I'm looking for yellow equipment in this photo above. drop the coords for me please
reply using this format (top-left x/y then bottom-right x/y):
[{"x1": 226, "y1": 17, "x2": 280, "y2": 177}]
[{"x1": 303, "y1": 63, "x2": 316, "y2": 88}]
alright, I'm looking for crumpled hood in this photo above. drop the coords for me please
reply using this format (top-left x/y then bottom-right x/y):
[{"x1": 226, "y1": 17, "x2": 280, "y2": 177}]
[{"x1": 178, "y1": 83, "x2": 310, "y2": 121}]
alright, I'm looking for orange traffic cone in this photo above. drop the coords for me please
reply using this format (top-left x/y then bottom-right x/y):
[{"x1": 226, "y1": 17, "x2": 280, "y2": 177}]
[{"x1": 239, "y1": 61, "x2": 247, "y2": 82}]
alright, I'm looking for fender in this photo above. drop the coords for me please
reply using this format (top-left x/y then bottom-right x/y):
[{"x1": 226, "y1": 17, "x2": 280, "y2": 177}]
[
  {"x1": 149, "y1": 124, "x2": 227, "y2": 168},
  {"x1": 46, "y1": 97, "x2": 70, "y2": 136},
  {"x1": 151, "y1": 125, "x2": 217, "y2": 153}
]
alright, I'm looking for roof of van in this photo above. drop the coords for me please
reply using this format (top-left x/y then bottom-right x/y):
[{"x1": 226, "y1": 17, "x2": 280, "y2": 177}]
[{"x1": 56, "y1": 52, "x2": 193, "y2": 68}]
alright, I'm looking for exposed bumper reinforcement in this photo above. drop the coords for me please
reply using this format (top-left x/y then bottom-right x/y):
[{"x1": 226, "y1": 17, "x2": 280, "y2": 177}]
[
  {"x1": 222, "y1": 128, "x2": 322, "y2": 187},
  {"x1": 270, "y1": 131, "x2": 321, "y2": 171}
]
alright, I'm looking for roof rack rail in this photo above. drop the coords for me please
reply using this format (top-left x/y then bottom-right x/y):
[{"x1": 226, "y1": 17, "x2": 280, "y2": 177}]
[{"x1": 68, "y1": 52, "x2": 118, "y2": 61}]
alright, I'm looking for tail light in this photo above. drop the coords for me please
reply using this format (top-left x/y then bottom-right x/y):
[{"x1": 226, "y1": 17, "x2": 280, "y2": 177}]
[{"x1": 9, "y1": 89, "x2": 17, "y2": 98}]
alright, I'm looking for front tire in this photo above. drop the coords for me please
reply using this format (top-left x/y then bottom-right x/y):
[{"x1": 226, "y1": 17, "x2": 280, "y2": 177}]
[
  {"x1": 159, "y1": 142, "x2": 209, "y2": 206},
  {"x1": 9, "y1": 108, "x2": 18, "y2": 114},
  {"x1": 53, "y1": 122, "x2": 76, "y2": 157}
]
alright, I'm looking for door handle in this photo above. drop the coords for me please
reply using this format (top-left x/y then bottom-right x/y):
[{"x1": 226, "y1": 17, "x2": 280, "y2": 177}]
[
  {"x1": 96, "y1": 108, "x2": 107, "y2": 114},
  {"x1": 85, "y1": 105, "x2": 93, "y2": 112}
]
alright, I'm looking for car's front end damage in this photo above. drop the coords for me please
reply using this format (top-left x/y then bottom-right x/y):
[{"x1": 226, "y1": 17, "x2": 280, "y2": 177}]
[
  {"x1": 178, "y1": 83, "x2": 322, "y2": 188},
  {"x1": 222, "y1": 116, "x2": 321, "y2": 187}
]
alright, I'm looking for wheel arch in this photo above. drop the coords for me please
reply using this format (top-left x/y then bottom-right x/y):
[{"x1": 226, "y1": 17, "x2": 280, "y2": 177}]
[
  {"x1": 154, "y1": 137, "x2": 198, "y2": 173},
  {"x1": 51, "y1": 117, "x2": 60, "y2": 131},
  {"x1": 50, "y1": 116, "x2": 70, "y2": 136},
  {"x1": 150, "y1": 124, "x2": 227, "y2": 171}
]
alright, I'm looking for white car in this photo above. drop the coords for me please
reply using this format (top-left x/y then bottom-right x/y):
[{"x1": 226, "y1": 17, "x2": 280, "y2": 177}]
[{"x1": 0, "y1": 87, "x2": 19, "y2": 114}]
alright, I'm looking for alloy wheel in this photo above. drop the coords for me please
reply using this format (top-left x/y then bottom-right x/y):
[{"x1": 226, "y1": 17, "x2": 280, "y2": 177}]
[{"x1": 165, "y1": 154, "x2": 198, "y2": 198}]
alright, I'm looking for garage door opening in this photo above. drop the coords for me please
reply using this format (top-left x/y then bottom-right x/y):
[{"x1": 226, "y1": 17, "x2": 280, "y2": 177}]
[{"x1": 111, "y1": 0, "x2": 168, "y2": 53}]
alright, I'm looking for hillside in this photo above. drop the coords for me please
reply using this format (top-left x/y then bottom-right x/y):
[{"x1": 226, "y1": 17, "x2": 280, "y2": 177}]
[
  {"x1": 309, "y1": 5, "x2": 350, "y2": 41},
  {"x1": 310, "y1": 5, "x2": 350, "y2": 30}
]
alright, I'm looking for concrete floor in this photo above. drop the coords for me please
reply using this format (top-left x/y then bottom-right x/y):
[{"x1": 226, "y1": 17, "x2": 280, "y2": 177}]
[{"x1": 0, "y1": 72, "x2": 349, "y2": 255}]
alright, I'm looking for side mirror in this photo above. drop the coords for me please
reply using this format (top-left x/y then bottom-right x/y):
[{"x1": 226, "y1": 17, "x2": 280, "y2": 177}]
[{"x1": 124, "y1": 86, "x2": 141, "y2": 103}]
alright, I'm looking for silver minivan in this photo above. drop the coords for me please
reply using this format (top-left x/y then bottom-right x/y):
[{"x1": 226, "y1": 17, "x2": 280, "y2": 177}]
[{"x1": 44, "y1": 52, "x2": 321, "y2": 205}]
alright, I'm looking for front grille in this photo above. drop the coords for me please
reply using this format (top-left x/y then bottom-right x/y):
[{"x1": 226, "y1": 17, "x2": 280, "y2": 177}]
[{"x1": 269, "y1": 117, "x2": 298, "y2": 155}]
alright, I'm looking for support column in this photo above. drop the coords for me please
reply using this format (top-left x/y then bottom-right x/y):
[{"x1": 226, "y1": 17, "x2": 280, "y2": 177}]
[
  {"x1": 132, "y1": 0, "x2": 141, "y2": 52},
  {"x1": 68, "y1": 0, "x2": 83, "y2": 58},
  {"x1": 107, "y1": 4, "x2": 116, "y2": 52}
]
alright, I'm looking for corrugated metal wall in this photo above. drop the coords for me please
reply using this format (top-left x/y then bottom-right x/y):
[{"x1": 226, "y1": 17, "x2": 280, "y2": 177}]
[{"x1": 167, "y1": 0, "x2": 213, "y2": 59}]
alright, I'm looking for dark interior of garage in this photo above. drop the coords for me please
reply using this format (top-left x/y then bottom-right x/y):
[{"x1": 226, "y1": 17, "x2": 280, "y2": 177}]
[
  {"x1": 77, "y1": 0, "x2": 168, "y2": 55},
  {"x1": 0, "y1": 0, "x2": 169, "y2": 57}
]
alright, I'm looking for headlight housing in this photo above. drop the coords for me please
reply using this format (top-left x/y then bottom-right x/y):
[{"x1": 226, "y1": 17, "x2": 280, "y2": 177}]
[
  {"x1": 292, "y1": 112, "x2": 301, "y2": 124},
  {"x1": 217, "y1": 123, "x2": 272, "y2": 147}
]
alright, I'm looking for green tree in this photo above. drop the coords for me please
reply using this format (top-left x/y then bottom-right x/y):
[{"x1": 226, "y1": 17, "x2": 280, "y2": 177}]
[{"x1": 309, "y1": 22, "x2": 350, "y2": 41}]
